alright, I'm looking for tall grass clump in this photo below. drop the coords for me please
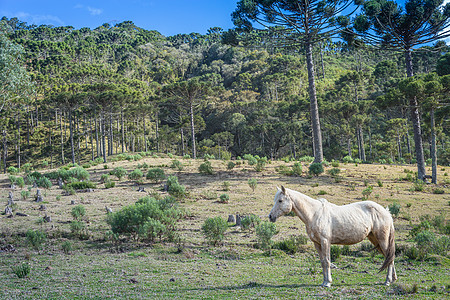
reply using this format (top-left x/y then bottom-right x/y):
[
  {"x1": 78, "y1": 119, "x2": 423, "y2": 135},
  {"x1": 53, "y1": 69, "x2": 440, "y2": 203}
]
[
  {"x1": 308, "y1": 163, "x2": 324, "y2": 176},
  {"x1": 248, "y1": 178, "x2": 257, "y2": 192},
  {"x1": 199, "y1": 160, "x2": 214, "y2": 175},
  {"x1": 166, "y1": 175, "x2": 186, "y2": 200},
  {"x1": 256, "y1": 221, "x2": 278, "y2": 251},
  {"x1": 146, "y1": 168, "x2": 165, "y2": 183},
  {"x1": 26, "y1": 229, "x2": 46, "y2": 250},
  {"x1": 11, "y1": 262, "x2": 31, "y2": 278},
  {"x1": 111, "y1": 167, "x2": 127, "y2": 180}
]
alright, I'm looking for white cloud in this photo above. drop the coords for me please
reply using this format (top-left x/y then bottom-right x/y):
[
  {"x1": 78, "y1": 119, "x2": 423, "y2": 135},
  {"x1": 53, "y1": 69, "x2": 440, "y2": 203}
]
[
  {"x1": 5, "y1": 11, "x2": 65, "y2": 26},
  {"x1": 75, "y1": 4, "x2": 103, "y2": 16}
]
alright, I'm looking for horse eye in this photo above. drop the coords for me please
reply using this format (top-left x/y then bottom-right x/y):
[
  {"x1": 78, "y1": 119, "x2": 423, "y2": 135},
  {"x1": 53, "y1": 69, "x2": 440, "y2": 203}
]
[{"x1": 278, "y1": 200, "x2": 282, "y2": 203}]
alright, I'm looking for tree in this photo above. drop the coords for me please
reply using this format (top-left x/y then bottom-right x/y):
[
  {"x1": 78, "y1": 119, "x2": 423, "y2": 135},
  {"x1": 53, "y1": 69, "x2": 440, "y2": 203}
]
[
  {"x1": 163, "y1": 78, "x2": 213, "y2": 159},
  {"x1": 0, "y1": 23, "x2": 33, "y2": 113},
  {"x1": 352, "y1": 0, "x2": 450, "y2": 180},
  {"x1": 232, "y1": 0, "x2": 361, "y2": 163}
]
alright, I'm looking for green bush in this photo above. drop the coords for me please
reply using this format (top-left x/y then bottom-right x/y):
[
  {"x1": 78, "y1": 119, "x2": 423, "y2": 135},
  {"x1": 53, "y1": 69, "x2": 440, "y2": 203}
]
[
  {"x1": 128, "y1": 169, "x2": 143, "y2": 182},
  {"x1": 342, "y1": 155, "x2": 353, "y2": 163},
  {"x1": 362, "y1": 186, "x2": 373, "y2": 200},
  {"x1": 7, "y1": 166, "x2": 19, "y2": 175},
  {"x1": 254, "y1": 158, "x2": 267, "y2": 172},
  {"x1": 244, "y1": 154, "x2": 257, "y2": 165},
  {"x1": 227, "y1": 161, "x2": 236, "y2": 170},
  {"x1": 100, "y1": 174, "x2": 109, "y2": 184},
  {"x1": 241, "y1": 214, "x2": 261, "y2": 231},
  {"x1": 26, "y1": 229, "x2": 46, "y2": 250},
  {"x1": 256, "y1": 221, "x2": 278, "y2": 250},
  {"x1": 412, "y1": 180, "x2": 425, "y2": 192},
  {"x1": 36, "y1": 177, "x2": 52, "y2": 189},
  {"x1": 327, "y1": 168, "x2": 341, "y2": 177},
  {"x1": 298, "y1": 156, "x2": 314, "y2": 163},
  {"x1": 21, "y1": 190, "x2": 30, "y2": 200},
  {"x1": 107, "y1": 196, "x2": 185, "y2": 242},
  {"x1": 330, "y1": 245, "x2": 341, "y2": 262},
  {"x1": 170, "y1": 160, "x2": 184, "y2": 171},
  {"x1": 146, "y1": 168, "x2": 166, "y2": 183},
  {"x1": 248, "y1": 178, "x2": 257, "y2": 192},
  {"x1": 331, "y1": 161, "x2": 340, "y2": 168},
  {"x1": 199, "y1": 160, "x2": 214, "y2": 175},
  {"x1": 292, "y1": 162, "x2": 302, "y2": 176},
  {"x1": 65, "y1": 181, "x2": 96, "y2": 191},
  {"x1": 222, "y1": 181, "x2": 231, "y2": 191},
  {"x1": 219, "y1": 193, "x2": 229, "y2": 203},
  {"x1": 202, "y1": 217, "x2": 228, "y2": 246},
  {"x1": 308, "y1": 163, "x2": 324, "y2": 176},
  {"x1": 272, "y1": 235, "x2": 308, "y2": 254},
  {"x1": 71, "y1": 205, "x2": 86, "y2": 221},
  {"x1": 388, "y1": 202, "x2": 401, "y2": 217},
  {"x1": 104, "y1": 180, "x2": 115, "y2": 189},
  {"x1": 111, "y1": 167, "x2": 128, "y2": 180},
  {"x1": 61, "y1": 241, "x2": 73, "y2": 254},
  {"x1": 11, "y1": 262, "x2": 31, "y2": 278},
  {"x1": 69, "y1": 167, "x2": 90, "y2": 181},
  {"x1": 167, "y1": 180, "x2": 186, "y2": 200},
  {"x1": 70, "y1": 220, "x2": 87, "y2": 236}
]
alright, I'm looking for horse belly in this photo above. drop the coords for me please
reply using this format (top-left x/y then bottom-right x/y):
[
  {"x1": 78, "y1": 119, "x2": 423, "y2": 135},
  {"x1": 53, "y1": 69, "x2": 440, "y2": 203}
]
[{"x1": 330, "y1": 223, "x2": 371, "y2": 245}]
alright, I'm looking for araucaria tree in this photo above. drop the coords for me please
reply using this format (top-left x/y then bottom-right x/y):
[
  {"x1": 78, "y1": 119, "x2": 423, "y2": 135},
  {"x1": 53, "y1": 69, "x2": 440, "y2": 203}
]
[
  {"x1": 232, "y1": 0, "x2": 361, "y2": 163},
  {"x1": 352, "y1": 0, "x2": 450, "y2": 180}
]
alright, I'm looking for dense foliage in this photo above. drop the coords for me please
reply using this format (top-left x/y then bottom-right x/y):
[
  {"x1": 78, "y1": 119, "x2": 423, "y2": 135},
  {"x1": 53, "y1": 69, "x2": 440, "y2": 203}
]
[{"x1": 0, "y1": 14, "x2": 449, "y2": 176}]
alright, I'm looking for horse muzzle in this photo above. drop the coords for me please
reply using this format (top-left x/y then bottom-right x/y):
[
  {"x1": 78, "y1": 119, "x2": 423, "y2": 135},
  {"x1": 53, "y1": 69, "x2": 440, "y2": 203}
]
[{"x1": 269, "y1": 214, "x2": 276, "y2": 222}]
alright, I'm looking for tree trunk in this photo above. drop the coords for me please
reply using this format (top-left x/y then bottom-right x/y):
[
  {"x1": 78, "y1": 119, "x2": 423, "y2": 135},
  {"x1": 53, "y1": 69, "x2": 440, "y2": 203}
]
[
  {"x1": 121, "y1": 110, "x2": 125, "y2": 153},
  {"x1": 69, "y1": 110, "x2": 75, "y2": 164},
  {"x1": 155, "y1": 111, "x2": 160, "y2": 153},
  {"x1": 60, "y1": 111, "x2": 65, "y2": 165},
  {"x1": 90, "y1": 117, "x2": 94, "y2": 161},
  {"x1": 305, "y1": 41, "x2": 323, "y2": 163},
  {"x1": 143, "y1": 114, "x2": 148, "y2": 152},
  {"x1": 101, "y1": 113, "x2": 107, "y2": 163},
  {"x1": 95, "y1": 116, "x2": 100, "y2": 158},
  {"x1": 180, "y1": 128, "x2": 185, "y2": 156},
  {"x1": 405, "y1": 49, "x2": 426, "y2": 180},
  {"x1": 2, "y1": 129, "x2": 7, "y2": 173},
  {"x1": 189, "y1": 103, "x2": 196, "y2": 159},
  {"x1": 16, "y1": 112, "x2": 21, "y2": 169},
  {"x1": 359, "y1": 127, "x2": 366, "y2": 161},
  {"x1": 430, "y1": 108, "x2": 437, "y2": 184}
]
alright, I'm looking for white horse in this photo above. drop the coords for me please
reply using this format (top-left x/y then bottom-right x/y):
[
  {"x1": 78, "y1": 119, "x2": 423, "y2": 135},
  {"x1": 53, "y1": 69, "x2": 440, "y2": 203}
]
[{"x1": 269, "y1": 186, "x2": 397, "y2": 287}]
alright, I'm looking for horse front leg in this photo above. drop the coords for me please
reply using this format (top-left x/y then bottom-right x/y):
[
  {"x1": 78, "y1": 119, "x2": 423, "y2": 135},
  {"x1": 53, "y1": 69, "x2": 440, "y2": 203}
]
[{"x1": 314, "y1": 241, "x2": 332, "y2": 287}]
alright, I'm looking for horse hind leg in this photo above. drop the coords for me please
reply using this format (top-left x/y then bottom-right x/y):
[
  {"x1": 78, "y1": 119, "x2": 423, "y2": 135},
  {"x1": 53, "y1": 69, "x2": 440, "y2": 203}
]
[{"x1": 371, "y1": 228, "x2": 396, "y2": 285}]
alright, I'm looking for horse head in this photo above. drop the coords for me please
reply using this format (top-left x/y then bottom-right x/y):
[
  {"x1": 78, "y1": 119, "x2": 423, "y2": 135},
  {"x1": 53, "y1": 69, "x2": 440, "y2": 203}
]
[{"x1": 269, "y1": 186, "x2": 292, "y2": 222}]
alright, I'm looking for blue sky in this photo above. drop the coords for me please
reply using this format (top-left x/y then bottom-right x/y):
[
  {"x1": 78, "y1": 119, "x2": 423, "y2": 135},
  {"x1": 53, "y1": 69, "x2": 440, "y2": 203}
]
[{"x1": 0, "y1": 0, "x2": 239, "y2": 36}]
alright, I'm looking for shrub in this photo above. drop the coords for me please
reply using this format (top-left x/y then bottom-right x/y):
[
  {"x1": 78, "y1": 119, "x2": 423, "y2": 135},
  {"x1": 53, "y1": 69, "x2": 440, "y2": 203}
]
[
  {"x1": 61, "y1": 241, "x2": 73, "y2": 254},
  {"x1": 146, "y1": 168, "x2": 165, "y2": 183},
  {"x1": 100, "y1": 174, "x2": 109, "y2": 184},
  {"x1": 256, "y1": 221, "x2": 278, "y2": 250},
  {"x1": 222, "y1": 181, "x2": 231, "y2": 191},
  {"x1": 70, "y1": 221, "x2": 87, "y2": 237},
  {"x1": 166, "y1": 176, "x2": 186, "y2": 199},
  {"x1": 331, "y1": 161, "x2": 340, "y2": 168},
  {"x1": 104, "y1": 180, "x2": 115, "y2": 189},
  {"x1": 318, "y1": 190, "x2": 327, "y2": 195},
  {"x1": 227, "y1": 161, "x2": 236, "y2": 170},
  {"x1": 276, "y1": 165, "x2": 293, "y2": 176},
  {"x1": 254, "y1": 157, "x2": 267, "y2": 172},
  {"x1": 327, "y1": 168, "x2": 340, "y2": 177},
  {"x1": 292, "y1": 162, "x2": 302, "y2": 176},
  {"x1": 330, "y1": 245, "x2": 341, "y2": 262},
  {"x1": 71, "y1": 205, "x2": 86, "y2": 221},
  {"x1": 11, "y1": 262, "x2": 31, "y2": 278},
  {"x1": 107, "y1": 196, "x2": 185, "y2": 242},
  {"x1": 26, "y1": 229, "x2": 46, "y2": 250},
  {"x1": 21, "y1": 190, "x2": 30, "y2": 200},
  {"x1": 170, "y1": 160, "x2": 183, "y2": 171},
  {"x1": 377, "y1": 180, "x2": 383, "y2": 187},
  {"x1": 69, "y1": 167, "x2": 90, "y2": 181},
  {"x1": 128, "y1": 169, "x2": 144, "y2": 182},
  {"x1": 432, "y1": 188, "x2": 444, "y2": 194},
  {"x1": 202, "y1": 217, "x2": 228, "y2": 246},
  {"x1": 241, "y1": 214, "x2": 261, "y2": 231},
  {"x1": 219, "y1": 193, "x2": 229, "y2": 203},
  {"x1": 272, "y1": 235, "x2": 308, "y2": 254},
  {"x1": 298, "y1": 156, "x2": 314, "y2": 163},
  {"x1": 36, "y1": 177, "x2": 52, "y2": 189},
  {"x1": 308, "y1": 163, "x2": 324, "y2": 176},
  {"x1": 7, "y1": 166, "x2": 19, "y2": 175},
  {"x1": 183, "y1": 154, "x2": 191, "y2": 159},
  {"x1": 362, "y1": 186, "x2": 373, "y2": 200},
  {"x1": 244, "y1": 154, "x2": 257, "y2": 165},
  {"x1": 247, "y1": 178, "x2": 258, "y2": 192},
  {"x1": 199, "y1": 160, "x2": 214, "y2": 175},
  {"x1": 412, "y1": 180, "x2": 425, "y2": 192},
  {"x1": 111, "y1": 167, "x2": 127, "y2": 180},
  {"x1": 388, "y1": 202, "x2": 401, "y2": 218},
  {"x1": 67, "y1": 181, "x2": 97, "y2": 190},
  {"x1": 342, "y1": 155, "x2": 353, "y2": 163}
]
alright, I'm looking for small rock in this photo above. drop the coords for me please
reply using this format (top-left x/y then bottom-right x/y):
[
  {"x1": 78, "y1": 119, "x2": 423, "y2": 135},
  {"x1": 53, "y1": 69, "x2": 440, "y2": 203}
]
[
  {"x1": 70, "y1": 200, "x2": 76, "y2": 205},
  {"x1": 105, "y1": 206, "x2": 113, "y2": 214},
  {"x1": 227, "y1": 214, "x2": 235, "y2": 223},
  {"x1": 45, "y1": 266, "x2": 53, "y2": 271},
  {"x1": 39, "y1": 205, "x2": 47, "y2": 211},
  {"x1": 4, "y1": 206, "x2": 13, "y2": 215},
  {"x1": 16, "y1": 212, "x2": 28, "y2": 217},
  {"x1": 235, "y1": 214, "x2": 241, "y2": 226},
  {"x1": 129, "y1": 278, "x2": 138, "y2": 284},
  {"x1": 43, "y1": 214, "x2": 51, "y2": 222},
  {"x1": 138, "y1": 187, "x2": 145, "y2": 192},
  {"x1": 169, "y1": 278, "x2": 175, "y2": 282}
]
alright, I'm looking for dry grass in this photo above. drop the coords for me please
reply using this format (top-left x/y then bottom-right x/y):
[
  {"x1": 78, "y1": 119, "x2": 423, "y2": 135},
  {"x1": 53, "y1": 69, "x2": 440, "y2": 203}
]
[{"x1": 0, "y1": 156, "x2": 449, "y2": 299}]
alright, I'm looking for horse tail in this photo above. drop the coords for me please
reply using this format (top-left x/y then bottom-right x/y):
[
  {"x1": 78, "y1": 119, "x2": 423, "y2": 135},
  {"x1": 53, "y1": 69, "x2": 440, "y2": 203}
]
[{"x1": 379, "y1": 224, "x2": 395, "y2": 272}]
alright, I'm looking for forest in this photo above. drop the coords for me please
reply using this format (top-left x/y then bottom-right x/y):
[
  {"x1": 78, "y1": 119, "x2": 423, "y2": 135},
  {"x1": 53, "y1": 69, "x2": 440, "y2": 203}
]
[{"x1": 1, "y1": 1, "x2": 449, "y2": 177}]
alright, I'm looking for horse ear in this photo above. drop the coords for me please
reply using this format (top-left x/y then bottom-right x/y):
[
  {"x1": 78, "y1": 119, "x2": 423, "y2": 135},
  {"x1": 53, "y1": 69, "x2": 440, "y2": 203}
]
[
  {"x1": 276, "y1": 186, "x2": 281, "y2": 191},
  {"x1": 281, "y1": 185, "x2": 286, "y2": 194}
]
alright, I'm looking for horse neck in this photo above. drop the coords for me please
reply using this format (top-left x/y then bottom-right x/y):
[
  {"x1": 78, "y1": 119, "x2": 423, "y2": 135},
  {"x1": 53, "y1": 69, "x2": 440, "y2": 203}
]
[{"x1": 289, "y1": 190, "x2": 321, "y2": 225}]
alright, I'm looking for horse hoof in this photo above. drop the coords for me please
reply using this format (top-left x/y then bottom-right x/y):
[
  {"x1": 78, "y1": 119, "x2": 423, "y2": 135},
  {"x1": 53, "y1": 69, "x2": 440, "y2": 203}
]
[{"x1": 321, "y1": 282, "x2": 332, "y2": 288}]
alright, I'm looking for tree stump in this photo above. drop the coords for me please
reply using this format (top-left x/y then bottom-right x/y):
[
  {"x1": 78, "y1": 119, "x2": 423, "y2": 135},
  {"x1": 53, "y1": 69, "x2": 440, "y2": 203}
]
[
  {"x1": 235, "y1": 214, "x2": 241, "y2": 226},
  {"x1": 138, "y1": 186, "x2": 145, "y2": 192},
  {"x1": 35, "y1": 189, "x2": 43, "y2": 202},
  {"x1": 4, "y1": 206, "x2": 13, "y2": 216},
  {"x1": 8, "y1": 192, "x2": 14, "y2": 206},
  {"x1": 227, "y1": 214, "x2": 235, "y2": 223},
  {"x1": 43, "y1": 214, "x2": 51, "y2": 222},
  {"x1": 105, "y1": 206, "x2": 113, "y2": 214},
  {"x1": 70, "y1": 200, "x2": 76, "y2": 205},
  {"x1": 16, "y1": 212, "x2": 28, "y2": 217},
  {"x1": 58, "y1": 178, "x2": 63, "y2": 189},
  {"x1": 39, "y1": 205, "x2": 46, "y2": 211}
]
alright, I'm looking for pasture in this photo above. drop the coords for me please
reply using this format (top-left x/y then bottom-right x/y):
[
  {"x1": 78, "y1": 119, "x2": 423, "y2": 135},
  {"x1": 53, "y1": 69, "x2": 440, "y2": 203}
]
[{"x1": 1, "y1": 154, "x2": 449, "y2": 299}]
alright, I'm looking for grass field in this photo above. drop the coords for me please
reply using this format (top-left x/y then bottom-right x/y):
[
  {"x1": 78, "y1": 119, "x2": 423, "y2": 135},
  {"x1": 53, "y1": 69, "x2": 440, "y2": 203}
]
[{"x1": 1, "y1": 155, "x2": 449, "y2": 299}]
